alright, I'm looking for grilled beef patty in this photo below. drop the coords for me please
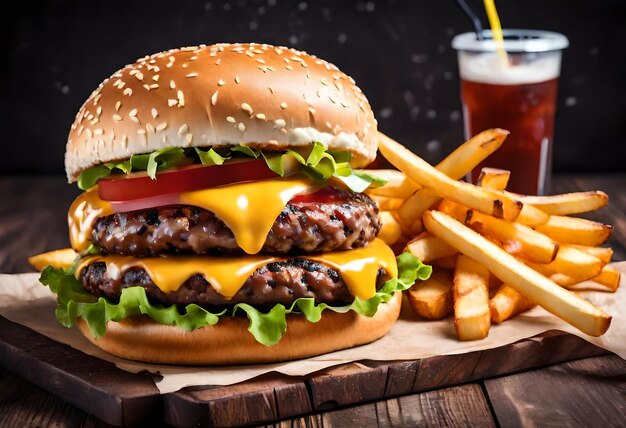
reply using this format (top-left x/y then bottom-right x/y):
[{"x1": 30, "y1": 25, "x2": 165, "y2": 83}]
[
  {"x1": 91, "y1": 191, "x2": 381, "y2": 256},
  {"x1": 79, "y1": 259, "x2": 385, "y2": 308}
]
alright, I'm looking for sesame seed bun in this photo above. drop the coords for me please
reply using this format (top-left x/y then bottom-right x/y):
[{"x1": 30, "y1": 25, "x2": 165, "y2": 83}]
[
  {"x1": 65, "y1": 43, "x2": 378, "y2": 182},
  {"x1": 76, "y1": 291, "x2": 402, "y2": 365}
]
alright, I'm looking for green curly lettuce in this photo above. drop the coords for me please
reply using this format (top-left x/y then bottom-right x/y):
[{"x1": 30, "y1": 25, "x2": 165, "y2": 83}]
[
  {"x1": 78, "y1": 143, "x2": 386, "y2": 193},
  {"x1": 77, "y1": 147, "x2": 190, "y2": 190},
  {"x1": 39, "y1": 253, "x2": 431, "y2": 346}
]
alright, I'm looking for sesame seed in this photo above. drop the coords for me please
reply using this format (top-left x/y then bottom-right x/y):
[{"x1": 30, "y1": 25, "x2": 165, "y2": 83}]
[
  {"x1": 308, "y1": 107, "x2": 315, "y2": 115},
  {"x1": 256, "y1": 58, "x2": 266, "y2": 64},
  {"x1": 156, "y1": 122, "x2": 167, "y2": 131},
  {"x1": 235, "y1": 76, "x2": 240, "y2": 84},
  {"x1": 178, "y1": 124, "x2": 189, "y2": 135},
  {"x1": 218, "y1": 79, "x2": 225, "y2": 86},
  {"x1": 115, "y1": 101, "x2": 122, "y2": 111},
  {"x1": 226, "y1": 116, "x2": 236, "y2": 123},
  {"x1": 143, "y1": 84, "x2": 151, "y2": 91},
  {"x1": 151, "y1": 108, "x2": 158, "y2": 118},
  {"x1": 123, "y1": 88, "x2": 133, "y2": 96},
  {"x1": 137, "y1": 128, "x2": 146, "y2": 135},
  {"x1": 185, "y1": 133, "x2": 193, "y2": 144},
  {"x1": 149, "y1": 84, "x2": 159, "y2": 89},
  {"x1": 328, "y1": 94, "x2": 337, "y2": 104},
  {"x1": 130, "y1": 116, "x2": 140, "y2": 123},
  {"x1": 245, "y1": 51, "x2": 254, "y2": 58},
  {"x1": 86, "y1": 128, "x2": 93, "y2": 138},
  {"x1": 96, "y1": 106, "x2": 102, "y2": 116},
  {"x1": 94, "y1": 128, "x2": 104, "y2": 135},
  {"x1": 169, "y1": 80, "x2": 176, "y2": 89},
  {"x1": 211, "y1": 91, "x2": 219, "y2": 106},
  {"x1": 280, "y1": 102, "x2": 288, "y2": 109},
  {"x1": 129, "y1": 69, "x2": 139, "y2": 76},
  {"x1": 146, "y1": 123, "x2": 156, "y2": 133},
  {"x1": 256, "y1": 113, "x2": 266, "y2": 120},
  {"x1": 275, "y1": 119, "x2": 286, "y2": 128},
  {"x1": 186, "y1": 72, "x2": 198, "y2": 78},
  {"x1": 241, "y1": 103, "x2": 253, "y2": 114},
  {"x1": 238, "y1": 122, "x2": 246, "y2": 132},
  {"x1": 268, "y1": 86, "x2": 274, "y2": 94},
  {"x1": 326, "y1": 122, "x2": 332, "y2": 129},
  {"x1": 152, "y1": 75, "x2": 159, "y2": 81},
  {"x1": 182, "y1": 63, "x2": 188, "y2": 68},
  {"x1": 129, "y1": 109, "x2": 138, "y2": 117},
  {"x1": 215, "y1": 58, "x2": 222, "y2": 65},
  {"x1": 168, "y1": 99, "x2": 178, "y2": 107},
  {"x1": 285, "y1": 65, "x2": 293, "y2": 70},
  {"x1": 320, "y1": 78, "x2": 329, "y2": 86},
  {"x1": 113, "y1": 114, "x2": 122, "y2": 122}
]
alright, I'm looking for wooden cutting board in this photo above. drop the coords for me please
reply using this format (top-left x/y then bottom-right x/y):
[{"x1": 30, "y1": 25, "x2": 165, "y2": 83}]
[{"x1": 0, "y1": 315, "x2": 607, "y2": 427}]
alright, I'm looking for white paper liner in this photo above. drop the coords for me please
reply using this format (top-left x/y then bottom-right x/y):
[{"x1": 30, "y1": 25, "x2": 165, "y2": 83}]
[{"x1": 0, "y1": 262, "x2": 624, "y2": 394}]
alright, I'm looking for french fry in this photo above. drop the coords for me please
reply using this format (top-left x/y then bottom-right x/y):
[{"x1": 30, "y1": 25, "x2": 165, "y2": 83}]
[
  {"x1": 437, "y1": 199, "x2": 468, "y2": 221},
  {"x1": 405, "y1": 234, "x2": 458, "y2": 263},
  {"x1": 571, "y1": 245, "x2": 613, "y2": 265},
  {"x1": 371, "y1": 195, "x2": 404, "y2": 211},
  {"x1": 435, "y1": 128, "x2": 509, "y2": 179},
  {"x1": 477, "y1": 167, "x2": 510, "y2": 191},
  {"x1": 592, "y1": 265, "x2": 621, "y2": 291},
  {"x1": 514, "y1": 191, "x2": 609, "y2": 215},
  {"x1": 466, "y1": 210, "x2": 559, "y2": 264},
  {"x1": 396, "y1": 129, "x2": 510, "y2": 232},
  {"x1": 514, "y1": 203, "x2": 551, "y2": 227},
  {"x1": 362, "y1": 169, "x2": 420, "y2": 199},
  {"x1": 28, "y1": 248, "x2": 78, "y2": 271},
  {"x1": 378, "y1": 211, "x2": 403, "y2": 246},
  {"x1": 407, "y1": 270, "x2": 454, "y2": 320},
  {"x1": 549, "y1": 245, "x2": 604, "y2": 276},
  {"x1": 423, "y1": 210, "x2": 612, "y2": 337},
  {"x1": 453, "y1": 255, "x2": 491, "y2": 340},
  {"x1": 536, "y1": 215, "x2": 613, "y2": 246},
  {"x1": 378, "y1": 133, "x2": 522, "y2": 221},
  {"x1": 490, "y1": 284, "x2": 535, "y2": 324},
  {"x1": 397, "y1": 187, "x2": 438, "y2": 234}
]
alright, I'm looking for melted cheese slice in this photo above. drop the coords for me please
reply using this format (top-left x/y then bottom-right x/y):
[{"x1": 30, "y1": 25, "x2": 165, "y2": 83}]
[
  {"x1": 76, "y1": 238, "x2": 396, "y2": 301},
  {"x1": 68, "y1": 187, "x2": 113, "y2": 252},
  {"x1": 68, "y1": 178, "x2": 318, "y2": 255},
  {"x1": 179, "y1": 179, "x2": 313, "y2": 254}
]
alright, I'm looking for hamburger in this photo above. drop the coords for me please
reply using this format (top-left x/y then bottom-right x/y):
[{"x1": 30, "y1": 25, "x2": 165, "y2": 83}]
[{"x1": 36, "y1": 43, "x2": 430, "y2": 365}]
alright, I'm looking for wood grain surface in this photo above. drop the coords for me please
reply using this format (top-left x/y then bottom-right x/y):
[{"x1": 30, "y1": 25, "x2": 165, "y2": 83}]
[{"x1": 1, "y1": 174, "x2": 625, "y2": 427}]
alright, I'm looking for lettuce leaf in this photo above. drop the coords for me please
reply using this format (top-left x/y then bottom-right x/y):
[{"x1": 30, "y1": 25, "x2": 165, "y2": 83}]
[
  {"x1": 77, "y1": 143, "x2": 387, "y2": 193},
  {"x1": 39, "y1": 253, "x2": 431, "y2": 347},
  {"x1": 77, "y1": 147, "x2": 189, "y2": 190}
]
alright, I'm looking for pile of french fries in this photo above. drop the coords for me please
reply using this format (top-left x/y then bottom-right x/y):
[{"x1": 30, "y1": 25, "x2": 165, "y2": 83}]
[{"x1": 365, "y1": 129, "x2": 618, "y2": 341}]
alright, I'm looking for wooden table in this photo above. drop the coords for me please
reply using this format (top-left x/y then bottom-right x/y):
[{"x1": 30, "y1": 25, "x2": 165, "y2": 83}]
[{"x1": 1, "y1": 174, "x2": 625, "y2": 427}]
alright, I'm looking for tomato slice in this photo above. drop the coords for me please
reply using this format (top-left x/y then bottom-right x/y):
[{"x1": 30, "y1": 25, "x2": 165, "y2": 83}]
[
  {"x1": 98, "y1": 158, "x2": 276, "y2": 201},
  {"x1": 290, "y1": 187, "x2": 345, "y2": 204}
]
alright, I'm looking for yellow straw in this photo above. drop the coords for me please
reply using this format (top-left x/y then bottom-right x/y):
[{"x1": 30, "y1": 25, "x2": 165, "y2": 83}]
[{"x1": 483, "y1": 0, "x2": 509, "y2": 64}]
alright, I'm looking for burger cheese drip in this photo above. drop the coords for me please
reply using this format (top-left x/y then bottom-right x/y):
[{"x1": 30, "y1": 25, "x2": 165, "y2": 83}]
[
  {"x1": 68, "y1": 178, "x2": 319, "y2": 255},
  {"x1": 76, "y1": 238, "x2": 396, "y2": 301}
]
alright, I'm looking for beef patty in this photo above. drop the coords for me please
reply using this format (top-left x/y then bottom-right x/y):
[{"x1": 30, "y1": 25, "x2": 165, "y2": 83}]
[
  {"x1": 92, "y1": 190, "x2": 381, "y2": 256},
  {"x1": 79, "y1": 259, "x2": 386, "y2": 308}
]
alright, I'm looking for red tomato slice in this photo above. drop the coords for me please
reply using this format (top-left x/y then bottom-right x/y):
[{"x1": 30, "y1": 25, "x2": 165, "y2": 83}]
[
  {"x1": 290, "y1": 187, "x2": 345, "y2": 204},
  {"x1": 99, "y1": 158, "x2": 276, "y2": 201}
]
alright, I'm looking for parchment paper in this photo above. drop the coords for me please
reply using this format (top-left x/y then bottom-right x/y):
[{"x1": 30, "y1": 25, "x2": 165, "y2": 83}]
[{"x1": 1, "y1": 262, "x2": 624, "y2": 394}]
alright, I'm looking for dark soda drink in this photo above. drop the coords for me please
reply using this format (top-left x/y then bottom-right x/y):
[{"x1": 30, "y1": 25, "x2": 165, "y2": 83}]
[
  {"x1": 462, "y1": 78, "x2": 559, "y2": 195},
  {"x1": 452, "y1": 30, "x2": 569, "y2": 195}
]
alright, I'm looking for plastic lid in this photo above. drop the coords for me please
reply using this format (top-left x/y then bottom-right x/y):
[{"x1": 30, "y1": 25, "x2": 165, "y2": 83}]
[{"x1": 452, "y1": 29, "x2": 569, "y2": 53}]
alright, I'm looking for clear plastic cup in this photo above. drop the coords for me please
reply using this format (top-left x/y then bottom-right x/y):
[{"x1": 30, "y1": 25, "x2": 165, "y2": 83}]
[{"x1": 452, "y1": 29, "x2": 569, "y2": 195}]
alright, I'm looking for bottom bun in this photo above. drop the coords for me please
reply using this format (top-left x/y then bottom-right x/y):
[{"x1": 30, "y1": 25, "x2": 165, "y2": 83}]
[{"x1": 76, "y1": 292, "x2": 402, "y2": 365}]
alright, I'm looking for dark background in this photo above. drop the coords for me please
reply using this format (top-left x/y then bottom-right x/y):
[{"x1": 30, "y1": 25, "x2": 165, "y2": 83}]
[{"x1": 4, "y1": 0, "x2": 625, "y2": 175}]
